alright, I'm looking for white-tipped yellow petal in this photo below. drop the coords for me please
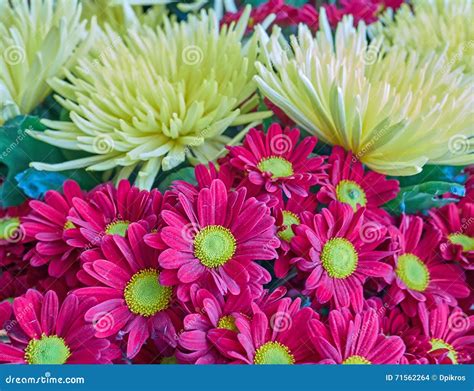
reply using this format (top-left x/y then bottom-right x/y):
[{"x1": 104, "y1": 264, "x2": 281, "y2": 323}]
[
  {"x1": 371, "y1": 0, "x2": 474, "y2": 75},
  {"x1": 32, "y1": 9, "x2": 267, "y2": 189},
  {"x1": 81, "y1": 0, "x2": 169, "y2": 33},
  {"x1": 0, "y1": 0, "x2": 93, "y2": 125},
  {"x1": 256, "y1": 8, "x2": 474, "y2": 176}
]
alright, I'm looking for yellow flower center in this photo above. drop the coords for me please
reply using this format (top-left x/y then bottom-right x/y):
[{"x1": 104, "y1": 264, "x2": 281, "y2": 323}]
[
  {"x1": 321, "y1": 238, "x2": 359, "y2": 279},
  {"x1": 124, "y1": 269, "x2": 172, "y2": 317},
  {"x1": 448, "y1": 233, "x2": 474, "y2": 251},
  {"x1": 336, "y1": 180, "x2": 367, "y2": 211},
  {"x1": 278, "y1": 211, "x2": 300, "y2": 242},
  {"x1": 343, "y1": 355, "x2": 371, "y2": 364},
  {"x1": 395, "y1": 253, "x2": 430, "y2": 292},
  {"x1": 160, "y1": 356, "x2": 178, "y2": 364},
  {"x1": 217, "y1": 315, "x2": 238, "y2": 332},
  {"x1": 258, "y1": 156, "x2": 294, "y2": 179},
  {"x1": 24, "y1": 334, "x2": 71, "y2": 365},
  {"x1": 105, "y1": 220, "x2": 130, "y2": 237},
  {"x1": 63, "y1": 220, "x2": 75, "y2": 230},
  {"x1": 254, "y1": 341, "x2": 295, "y2": 365},
  {"x1": 430, "y1": 338, "x2": 458, "y2": 364},
  {"x1": 193, "y1": 225, "x2": 236, "y2": 268}
]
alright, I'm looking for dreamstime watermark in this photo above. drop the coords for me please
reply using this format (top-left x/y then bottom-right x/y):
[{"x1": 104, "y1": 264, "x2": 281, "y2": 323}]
[
  {"x1": 92, "y1": 311, "x2": 115, "y2": 334},
  {"x1": 448, "y1": 134, "x2": 470, "y2": 155},
  {"x1": 0, "y1": 220, "x2": 26, "y2": 243},
  {"x1": 4, "y1": 372, "x2": 85, "y2": 385},
  {"x1": 92, "y1": 134, "x2": 115, "y2": 154},
  {"x1": 360, "y1": 221, "x2": 385, "y2": 244},
  {"x1": 0, "y1": 127, "x2": 28, "y2": 160},
  {"x1": 182, "y1": 45, "x2": 204, "y2": 66},
  {"x1": 270, "y1": 133, "x2": 293, "y2": 155},
  {"x1": 362, "y1": 45, "x2": 379, "y2": 66},
  {"x1": 181, "y1": 222, "x2": 200, "y2": 244},
  {"x1": 3, "y1": 45, "x2": 26, "y2": 66},
  {"x1": 3, "y1": 302, "x2": 34, "y2": 333},
  {"x1": 440, "y1": 217, "x2": 474, "y2": 252},
  {"x1": 352, "y1": 123, "x2": 391, "y2": 162},
  {"x1": 441, "y1": 40, "x2": 474, "y2": 74},
  {"x1": 82, "y1": 33, "x2": 123, "y2": 74},
  {"x1": 447, "y1": 311, "x2": 470, "y2": 333},
  {"x1": 270, "y1": 311, "x2": 292, "y2": 332}
]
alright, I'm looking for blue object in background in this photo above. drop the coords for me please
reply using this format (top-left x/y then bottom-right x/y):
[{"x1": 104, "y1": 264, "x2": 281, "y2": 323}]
[{"x1": 16, "y1": 169, "x2": 68, "y2": 200}]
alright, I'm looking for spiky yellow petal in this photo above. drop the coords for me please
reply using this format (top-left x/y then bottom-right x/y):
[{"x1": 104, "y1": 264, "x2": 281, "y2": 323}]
[
  {"x1": 255, "y1": 9, "x2": 473, "y2": 176},
  {"x1": 371, "y1": 0, "x2": 474, "y2": 75},
  {"x1": 81, "y1": 0, "x2": 169, "y2": 33},
  {"x1": 177, "y1": 0, "x2": 237, "y2": 19},
  {"x1": 0, "y1": 0, "x2": 96, "y2": 125},
  {"x1": 29, "y1": 7, "x2": 271, "y2": 189}
]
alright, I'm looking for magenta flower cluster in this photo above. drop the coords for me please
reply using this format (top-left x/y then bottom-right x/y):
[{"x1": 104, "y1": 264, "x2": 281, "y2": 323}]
[{"x1": 0, "y1": 124, "x2": 472, "y2": 365}]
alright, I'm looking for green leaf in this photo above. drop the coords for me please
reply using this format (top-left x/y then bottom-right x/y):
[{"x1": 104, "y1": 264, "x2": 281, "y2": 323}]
[
  {"x1": 390, "y1": 165, "x2": 466, "y2": 187},
  {"x1": 15, "y1": 169, "x2": 68, "y2": 199},
  {"x1": 384, "y1": 181, "x2": 465, "y2": 215},
  {"x1": 157, "y1": 167, "x2": 196, "y2": 192},
  {"x1": 285, "y1": 0, "x2": 309, "y2": 7},
  {"x1": 0, "y1": 115, "x2": 64, "y2": 206},
  {"x1": 245, "y1": 0, "x2": 267, "y2": 6},
  {"x1": 0, "y1": 115, "x2": 104, "y2": 206}
]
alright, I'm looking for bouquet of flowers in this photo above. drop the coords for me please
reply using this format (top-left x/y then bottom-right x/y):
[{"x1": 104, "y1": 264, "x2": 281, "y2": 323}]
[{"x1": 0, "y1": 0, "x2": 472, "y2": 365}]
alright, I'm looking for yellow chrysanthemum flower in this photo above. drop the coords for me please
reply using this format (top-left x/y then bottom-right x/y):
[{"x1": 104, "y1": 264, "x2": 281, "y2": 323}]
[
  {"x1": 255, "y1": 9, "x2": 473, "y2": 176},
  {"x1": 371, "y1": 0, "x2": 474, "y2": 75},
  {"x1": 177, "y1": 0, "x2": 237, "y2": 19},
  {"x1": 82, "y1": 0, "x2": 169, "y2": 33},
  {"x1": 29, "y1": 7, "x2": 271, "y2": 189},
  {"x1": 0, "y1": 0, "x2": 96, "y2": 126}
]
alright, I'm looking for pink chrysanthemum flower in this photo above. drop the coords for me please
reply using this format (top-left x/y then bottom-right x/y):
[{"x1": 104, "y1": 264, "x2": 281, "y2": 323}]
[
  {"x1": 227, "y1": 123, "x2": 327, "y2": 198},
  {"x1": 222, "y1": 0, "x2": 311, "y2": 30},
  {"x1": 318, "y1": 146, "x2": 399, "y2": 223},
  {"x1": 65, "y1": 180, "x2": 160, "y2": 250},
  {"x1": 309, "y1": 307, "x2": 405, "y2": 364},
  {"x1": 273, "y1": 194, "x2": 318, "y2": 278},
  {"x1": 274, "y1": 194, "x2": 319, "y2": 249},
  {"x1": 171, "y1": 162, "x2": 274, "y2": 207},
  {"x1": 429, "y1": 202, "x2": 474, "y2": 270},
  {"x1": 418, "y1": 302, "x2": 474, "y2": 364},
  {"x1": 177, "y1": 285, "x2": 254, "y2": 364},
  {"x1": 291, "y1": 201, "x2": 393, "y2": 311},
  {"x1": 74, "y1": 223, "x2": 180, "y2": 359},
  {"x1": 0, "y1": 202, "x2": 31, "y2": 267},
  {"x1": 365, "y1": 298, "x2": 432, "y2": 364},
  {"x1": 0, "y1": 289, "x2": 117, "y2": 364},
  {"x1": 23, "y1": 180, "x2": 86, "y2": 285},
  {"x1": 211, "y1": 298, "x2": 316, "y2": 364},
  {"x1": 386, "y1": 215, "x2": 470, "y2": 317},
  {"x1": 172, "y1": 163, "x2": 235, "y2": 200},
  {"x1": 326, "y1": 0, "x2": 404, "y2": 27},
  {"x1": 145, "y1": 179, "x2": 279, "y2": 301}
]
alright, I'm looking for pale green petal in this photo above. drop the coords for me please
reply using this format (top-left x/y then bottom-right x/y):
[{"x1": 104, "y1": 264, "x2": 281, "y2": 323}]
[{"x1": 26, "y1": 7, "x2": 266, "y2": 188}]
